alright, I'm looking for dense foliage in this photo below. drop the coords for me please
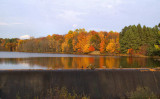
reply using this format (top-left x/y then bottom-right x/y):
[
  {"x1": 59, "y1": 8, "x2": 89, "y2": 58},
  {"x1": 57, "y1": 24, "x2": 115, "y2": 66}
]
[
  {"x1": 0, "y1": 23, "x2": 160, "y2": 56},
  {"x1": 0, "y1": 38, "x2": 18, "y2": 51},
  {"x1": 120, "y1": 24, "x2": 160, "y2": 56},
  {"x1": 0, "y1": 29, "x2": 119, "y2": 54}
]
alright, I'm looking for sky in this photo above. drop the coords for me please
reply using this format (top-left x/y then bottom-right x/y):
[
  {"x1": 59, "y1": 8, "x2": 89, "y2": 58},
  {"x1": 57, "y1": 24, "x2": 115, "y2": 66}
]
[{"x1": 0, "y1": 0, "x2": 160, "y2": 39}]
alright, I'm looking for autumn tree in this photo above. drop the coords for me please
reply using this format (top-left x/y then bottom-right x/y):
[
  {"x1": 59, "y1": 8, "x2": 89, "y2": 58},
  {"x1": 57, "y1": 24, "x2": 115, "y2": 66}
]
[
  {"x1": 90, "y1": 31, "x2": 101, "y2": 50},
  {"x1": 99, "y1": 31, "x2": 107, "y2": 53},
  {"x1": 4, "y1": 38, "x2": 18, "y2": 51},
  {"x1": 106, "y1": 39, "x2": 116, "y2": 54},
  {"x1": 89, "y1": 45, "x2": 95, "y2": 52},
  {"x1": 76, "y1": 30, "x2": 87, "y2": 53},
  {"x1": 83, "y1": 44, "x2": 90, "y2": 53}
]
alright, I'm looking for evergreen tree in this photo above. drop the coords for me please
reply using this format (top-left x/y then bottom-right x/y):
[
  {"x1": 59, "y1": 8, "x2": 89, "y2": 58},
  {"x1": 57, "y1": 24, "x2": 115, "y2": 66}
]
[{"x1": 120, "y1": 24, "x2": 159, "y2": 55}]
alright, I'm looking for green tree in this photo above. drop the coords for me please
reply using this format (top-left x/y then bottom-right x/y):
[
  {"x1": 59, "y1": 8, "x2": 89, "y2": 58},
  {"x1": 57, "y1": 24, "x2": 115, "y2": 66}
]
[
  {"x1": 154, "y1": 24, "x2": 160, "y2": 55},
  {"x1": 120, "y1": 24, "x2": 159, "y2": 55}
]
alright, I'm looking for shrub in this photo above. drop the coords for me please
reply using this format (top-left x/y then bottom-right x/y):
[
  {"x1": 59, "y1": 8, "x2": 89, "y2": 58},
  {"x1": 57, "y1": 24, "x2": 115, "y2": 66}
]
[
  {"x1": 46, "y1": 87, "x2": 90, "y2": 99},
  {"x1": 127, "y1": 87, "x2": 157, "y2": 99}
]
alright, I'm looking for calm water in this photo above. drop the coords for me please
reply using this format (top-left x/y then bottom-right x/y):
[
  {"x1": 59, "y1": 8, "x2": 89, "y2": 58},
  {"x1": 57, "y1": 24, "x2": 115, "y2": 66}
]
[{"x1": 0, "y1": 51, "x2": 159, "y2": 69}]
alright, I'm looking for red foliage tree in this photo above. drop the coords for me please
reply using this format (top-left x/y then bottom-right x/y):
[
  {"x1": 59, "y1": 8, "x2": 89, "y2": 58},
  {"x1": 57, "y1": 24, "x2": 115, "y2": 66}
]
[{"x1": 89, "y1": 45, "x2": 95, "y2": 52}]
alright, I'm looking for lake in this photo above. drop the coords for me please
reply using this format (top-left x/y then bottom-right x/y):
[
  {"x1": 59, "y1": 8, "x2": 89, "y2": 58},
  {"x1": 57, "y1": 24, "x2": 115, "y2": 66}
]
[{"x1": 0, "y1": 51, "x2": 159, "y2": 69}]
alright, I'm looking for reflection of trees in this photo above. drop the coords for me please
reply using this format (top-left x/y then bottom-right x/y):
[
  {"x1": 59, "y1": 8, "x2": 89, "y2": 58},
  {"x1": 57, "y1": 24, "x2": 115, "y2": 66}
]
[
  {"x1": 0, "y1": 58, "x2": 24, "y2": 64},
  {"x1": 121, "y1": 57, "x2": 159, "y2": 68},
  {"x1": 105, "y1": 57, "x2": 120, "y2": 68},
  {"x1": 0, "y1": 57, "x2": 159, "y2": 69},
  {"x1": 99, "y1": 57, "x2": 104, "y2": 68},
  {"x1": 126, "y1": 57, "x2": 147, "y2": 68}
]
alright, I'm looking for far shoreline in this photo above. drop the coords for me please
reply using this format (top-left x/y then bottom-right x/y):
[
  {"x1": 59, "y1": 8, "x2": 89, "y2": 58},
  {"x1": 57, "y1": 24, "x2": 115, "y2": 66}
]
[
  {"x1": 0, "y1": 68, "x2": 160, "y2": 71},
  {"x1": 0, "y1": 50, "x2": 160, "y2": 59}
]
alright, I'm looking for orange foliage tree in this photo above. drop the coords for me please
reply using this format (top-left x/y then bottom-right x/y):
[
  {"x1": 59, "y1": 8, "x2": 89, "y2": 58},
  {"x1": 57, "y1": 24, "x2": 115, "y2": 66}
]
[
  {"x1": 0, "y1": 28, "x2": 121, "y2": 54},
  {"x1": 100, "y1": 40, "x2": 105, "y2": 53}
]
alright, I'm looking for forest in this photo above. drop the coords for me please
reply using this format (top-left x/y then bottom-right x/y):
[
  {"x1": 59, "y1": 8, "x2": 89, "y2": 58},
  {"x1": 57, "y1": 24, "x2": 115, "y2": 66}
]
[{"x1": 0, "y1": 24, "x2": 160, "y2": 56}]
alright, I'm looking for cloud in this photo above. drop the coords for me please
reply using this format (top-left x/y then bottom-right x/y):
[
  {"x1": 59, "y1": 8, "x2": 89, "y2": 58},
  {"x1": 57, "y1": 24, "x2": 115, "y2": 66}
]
[
  {"x1": 0, "y1": 22, "x2": 9, "y2": 26},
  {"x1": 19, "y1": 35, "x2": 30, "y2": 39},
  {"x1": 100, "y1": 0, "x2": 122, "y2": 9},
  {"x1": 58, "y1": 10, "x2": 86, "y2": 22}
]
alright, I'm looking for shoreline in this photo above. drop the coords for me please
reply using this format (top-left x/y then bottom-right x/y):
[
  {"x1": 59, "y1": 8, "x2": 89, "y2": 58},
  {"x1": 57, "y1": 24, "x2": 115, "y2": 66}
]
[
  {"x1": 0, "y1": 68, "x2": 160, "y2": 71},
  {"x1": 0, "y1": 51, "x2": 160, "y2": 60},
  {"x1": 0, "y1": 50, "x2": 156, "y2": 57}
]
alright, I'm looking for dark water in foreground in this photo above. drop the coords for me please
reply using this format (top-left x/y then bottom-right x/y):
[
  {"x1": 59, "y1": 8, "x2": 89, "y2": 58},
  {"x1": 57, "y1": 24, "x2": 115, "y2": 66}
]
[{"x1": 0, "y1": 52, "x2": 159, "y2": 69}]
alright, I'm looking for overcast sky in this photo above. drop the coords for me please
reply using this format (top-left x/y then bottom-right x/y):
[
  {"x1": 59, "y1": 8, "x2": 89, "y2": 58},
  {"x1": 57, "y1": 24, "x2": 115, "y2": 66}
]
[{"x1": 0, "y1": 0, "x2": 160, "y2": 39}]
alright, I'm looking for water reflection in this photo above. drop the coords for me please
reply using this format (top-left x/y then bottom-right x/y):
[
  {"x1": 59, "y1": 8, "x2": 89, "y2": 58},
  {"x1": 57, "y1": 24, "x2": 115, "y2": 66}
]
[{"x1": 0, "y1": 56, "x2": 159, "y2": 69}]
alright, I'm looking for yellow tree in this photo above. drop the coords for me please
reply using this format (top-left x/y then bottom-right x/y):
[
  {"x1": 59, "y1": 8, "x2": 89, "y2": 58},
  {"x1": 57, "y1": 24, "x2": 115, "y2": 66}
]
[
  {"x1": 76, "y1": 32, "x2": 87, "y2": 52},
  {"x1": 72, "y1": 31, "x2": 78, "y2": 52},
  {"x1": 83, "y1": 44, "x2": 90, "y2": 53},
  {"x1": 106, "y1": 39, "x2": 116, "y2": 54},
  {"x1": 63, "y1": 30, "x2": 74, "y2": 52},
  {"x1": 61, "y1": 42, "x2": 68, "y2": 52},
  {"x1": 47, "y1": 35, "x2": 56, "y2": 51}
]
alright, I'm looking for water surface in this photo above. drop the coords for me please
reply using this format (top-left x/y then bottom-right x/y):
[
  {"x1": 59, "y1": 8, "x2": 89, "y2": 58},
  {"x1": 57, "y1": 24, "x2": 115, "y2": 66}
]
[{"x1": 0, "y1": 52, "x2": 159, "y2": 69}]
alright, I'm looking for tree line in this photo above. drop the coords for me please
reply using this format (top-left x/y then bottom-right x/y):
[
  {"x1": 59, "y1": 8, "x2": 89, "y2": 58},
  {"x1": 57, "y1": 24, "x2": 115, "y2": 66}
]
[
  {"x1": 0, "y1": 24, "x2": 160, "y2": 56},
  {"x1": 120, "y1": 24, "x2": 160, "y2": 56}
]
